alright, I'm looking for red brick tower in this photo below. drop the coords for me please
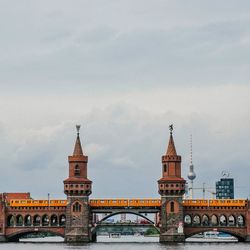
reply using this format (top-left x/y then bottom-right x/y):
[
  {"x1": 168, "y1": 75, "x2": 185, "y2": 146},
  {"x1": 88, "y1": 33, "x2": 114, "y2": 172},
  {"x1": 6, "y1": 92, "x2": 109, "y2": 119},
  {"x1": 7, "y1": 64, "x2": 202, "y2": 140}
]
[
  {"x1": 158, "y1": 125, "x2": 186, "y2": 242},
  {"x1": 64, "y1": 125, "x2": 92, "y2": 242}
]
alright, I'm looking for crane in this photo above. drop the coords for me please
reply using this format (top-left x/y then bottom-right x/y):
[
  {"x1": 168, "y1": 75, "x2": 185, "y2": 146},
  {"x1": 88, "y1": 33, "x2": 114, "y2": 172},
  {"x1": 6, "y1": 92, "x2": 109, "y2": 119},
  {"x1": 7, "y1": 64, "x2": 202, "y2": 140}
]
[{"x1": 188, "y1": 182, "x2": 216, "y2": 199}]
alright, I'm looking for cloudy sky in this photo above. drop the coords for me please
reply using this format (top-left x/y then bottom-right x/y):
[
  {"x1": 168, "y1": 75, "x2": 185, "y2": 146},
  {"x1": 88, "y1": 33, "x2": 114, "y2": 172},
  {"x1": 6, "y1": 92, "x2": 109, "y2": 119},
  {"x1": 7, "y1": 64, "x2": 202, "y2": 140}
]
[{"x1": 0, "y1": 0, "x2": 250, "y2": 199}]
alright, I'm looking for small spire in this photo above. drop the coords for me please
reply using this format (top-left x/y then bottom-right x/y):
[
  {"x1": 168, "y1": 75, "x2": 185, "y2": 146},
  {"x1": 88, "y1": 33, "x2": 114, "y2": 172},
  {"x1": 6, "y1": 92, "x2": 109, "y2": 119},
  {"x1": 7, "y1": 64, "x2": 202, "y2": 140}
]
[
  {"x1": 73, "y1": 125, "x2": 83, "y2": 156},
  {"x1": 166, "y1": 124, "x2": 177, "y2": 156}
]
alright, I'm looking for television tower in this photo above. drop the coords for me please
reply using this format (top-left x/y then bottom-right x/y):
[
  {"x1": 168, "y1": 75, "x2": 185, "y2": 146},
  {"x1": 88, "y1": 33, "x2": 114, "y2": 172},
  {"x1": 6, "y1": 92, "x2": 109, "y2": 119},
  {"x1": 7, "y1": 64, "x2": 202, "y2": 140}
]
[{"x1": 187, "y1": 134, "x2": 196, "y2": 199}]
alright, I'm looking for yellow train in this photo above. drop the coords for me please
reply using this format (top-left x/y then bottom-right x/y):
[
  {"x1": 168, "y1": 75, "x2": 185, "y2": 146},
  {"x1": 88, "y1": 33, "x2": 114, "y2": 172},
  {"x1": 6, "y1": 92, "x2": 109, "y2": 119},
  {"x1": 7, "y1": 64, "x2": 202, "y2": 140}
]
[
  {"x1": 183, "y1": 199, "x2": 247, "y2": 207},
  {"x1": 9, "y1": 199, "x2": 67, "y2": 207},
  {"x1": 89, "y1": 199, "x2": 161, "y2": 208},
  {"x1": 8, "y1": 198, "x2": 247, "y2": 208}
]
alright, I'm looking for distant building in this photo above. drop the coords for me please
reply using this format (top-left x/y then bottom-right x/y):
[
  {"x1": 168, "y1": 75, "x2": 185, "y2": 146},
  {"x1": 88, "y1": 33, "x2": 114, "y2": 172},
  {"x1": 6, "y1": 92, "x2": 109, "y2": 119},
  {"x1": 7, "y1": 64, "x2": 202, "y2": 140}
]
[{"x1": 216, "y1": 178, "x2": 234, "y2": 199}]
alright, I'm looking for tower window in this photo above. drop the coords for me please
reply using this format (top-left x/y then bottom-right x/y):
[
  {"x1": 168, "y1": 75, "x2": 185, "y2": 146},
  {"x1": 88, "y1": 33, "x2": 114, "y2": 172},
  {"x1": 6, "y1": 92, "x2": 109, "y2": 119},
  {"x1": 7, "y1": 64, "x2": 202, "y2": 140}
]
[
  {"x1": 170, "y1": 201, "x2": 174, "y2": 212},
  {"x1": 163, "y1": 164, "x2": 167, "y2": 172},
  {"x1": 73, "y1": 202, "x2": 82, "y2": 212},
  {"x1": 74, "y1": 165, "x2": 80, "y2": 176}
]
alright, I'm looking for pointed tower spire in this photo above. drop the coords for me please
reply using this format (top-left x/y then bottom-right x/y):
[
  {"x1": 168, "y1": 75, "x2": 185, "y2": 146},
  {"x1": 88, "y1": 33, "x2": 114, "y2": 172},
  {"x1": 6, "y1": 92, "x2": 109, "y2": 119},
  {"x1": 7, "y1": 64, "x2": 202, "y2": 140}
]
[
  {"x1": 166, "y1": 124, "x2": 177, "y2": 156},
  {"x1": 73, "y1": 125, "x2": 84, "y2": 156}
]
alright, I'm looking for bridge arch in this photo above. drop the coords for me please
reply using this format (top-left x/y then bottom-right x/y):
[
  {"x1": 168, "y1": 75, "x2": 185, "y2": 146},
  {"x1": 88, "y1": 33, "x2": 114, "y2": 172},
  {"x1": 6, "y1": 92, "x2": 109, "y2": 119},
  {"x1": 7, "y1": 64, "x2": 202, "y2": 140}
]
[
  {"x1": 96, "y1": 211, "x2": 156, "y2": 225},
  {"x1": 185, "y1": 228, "x2": 245, "y2": 242},
  {"x1": 91, "y1": 210, "x2": 159, "y2": 240},
  {"x1": 6, "y1": 228, "x2": 65, "y2": 242}
]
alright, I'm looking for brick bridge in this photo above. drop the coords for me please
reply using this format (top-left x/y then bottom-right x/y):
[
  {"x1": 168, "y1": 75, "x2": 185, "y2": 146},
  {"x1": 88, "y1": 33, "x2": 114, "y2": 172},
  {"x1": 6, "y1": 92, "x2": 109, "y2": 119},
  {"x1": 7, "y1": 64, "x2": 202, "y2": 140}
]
[{"x1": 0, "y1": 125, "x2": 249, "y2": 242}]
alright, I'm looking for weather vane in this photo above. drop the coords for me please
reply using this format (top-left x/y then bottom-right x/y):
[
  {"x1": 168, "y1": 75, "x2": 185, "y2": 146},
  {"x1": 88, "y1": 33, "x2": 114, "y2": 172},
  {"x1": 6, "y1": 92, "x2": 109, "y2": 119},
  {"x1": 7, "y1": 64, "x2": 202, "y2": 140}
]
[
  {"x1": 169, "y1": 124, "x2": 173, "y2": 134},
  {"x1": 76, "y1": 125, "x2": 81, "y2": 135}
]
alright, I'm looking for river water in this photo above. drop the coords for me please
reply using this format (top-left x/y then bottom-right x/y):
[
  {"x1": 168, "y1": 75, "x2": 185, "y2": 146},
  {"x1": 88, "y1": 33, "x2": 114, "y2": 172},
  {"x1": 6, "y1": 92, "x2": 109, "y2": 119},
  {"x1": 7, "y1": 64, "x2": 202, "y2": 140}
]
[{"x1": 0, "y1": 237, "x2": 250, "y2": 250}]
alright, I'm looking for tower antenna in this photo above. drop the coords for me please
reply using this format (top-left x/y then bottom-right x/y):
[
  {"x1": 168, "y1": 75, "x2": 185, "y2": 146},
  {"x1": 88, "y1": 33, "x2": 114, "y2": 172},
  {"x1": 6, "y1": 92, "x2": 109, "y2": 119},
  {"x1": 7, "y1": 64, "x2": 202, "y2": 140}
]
[{"x1": 187, "y1": 134, "x2": 196, "y2": 199}]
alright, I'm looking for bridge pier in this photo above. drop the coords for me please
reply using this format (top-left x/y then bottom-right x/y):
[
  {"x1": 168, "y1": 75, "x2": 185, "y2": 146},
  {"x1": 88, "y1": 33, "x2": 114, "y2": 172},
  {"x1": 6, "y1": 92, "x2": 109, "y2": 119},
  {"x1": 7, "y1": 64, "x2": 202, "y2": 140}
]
[
  {"x1": 0, "y1": 235, "x2": 7, "y2": 242},
  {"x1": 160, "y1": 233, "x2": 185, "y2": 243},
  {"x1": 158, "y1": 128, "x2": 186, "y2": 243}
]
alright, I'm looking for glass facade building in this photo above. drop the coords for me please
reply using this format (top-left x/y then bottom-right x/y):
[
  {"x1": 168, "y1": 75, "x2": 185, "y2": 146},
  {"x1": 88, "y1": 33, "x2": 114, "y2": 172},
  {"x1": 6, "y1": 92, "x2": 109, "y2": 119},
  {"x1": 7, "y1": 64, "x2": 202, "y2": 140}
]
[{"x1": 216, "y1": 178, "x2": 234, "y2": 199}]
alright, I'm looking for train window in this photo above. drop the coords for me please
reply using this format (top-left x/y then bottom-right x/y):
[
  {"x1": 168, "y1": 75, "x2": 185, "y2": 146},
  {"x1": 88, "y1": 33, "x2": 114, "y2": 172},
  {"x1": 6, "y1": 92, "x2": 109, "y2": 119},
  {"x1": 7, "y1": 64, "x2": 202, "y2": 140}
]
[{"x1": 100, "y1": 200, "x2": 105, "y2": 204}]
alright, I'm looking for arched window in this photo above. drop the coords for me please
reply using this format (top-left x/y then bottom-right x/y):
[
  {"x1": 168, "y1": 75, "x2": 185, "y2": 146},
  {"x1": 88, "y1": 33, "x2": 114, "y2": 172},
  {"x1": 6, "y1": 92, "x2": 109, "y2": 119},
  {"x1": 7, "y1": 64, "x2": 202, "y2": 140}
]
[
  {"x1": 33, "y1": 215, "x2": 41, "y2": 226},
  {"x1": 193, "y1": 215, "x2": 201, "y2": 225},
  {"x1": 170, "y1": 201, "x2": 174, "y2": 212},
  {"x1": 7, "y1": 215, "x2": 15, "y2": 227},
  {"x1": 24, "y1": 215, "x2": 32, "y2": 226},
  {"x1": 219, "y1": 215, "x2": 227, "y2": 226},
  {"x1": 228, "y1": 215, "x2": 235, "y2": 226},
  {"x1": 51, "y1": 215, "x2": 58, "y2": 226},
  {"x1": 211, "y1": 215, "x2": 218, "y2": 226},
  {"x1": 42, "y1": 215, "x2": 49, "y2": 226},
  {"x1": 59, "y1": 214, "x2": 66, "y2": 226},
  {"x1": 201, "y1": 214, "x2": 209, "y2": 226},
  {"x1": 16, "y1": 215, "x2": 23, "y2": 226},
  {"x1": 73, "y1": 202, "x2": 82, "y2": 212},
  {"x1": 163, "y1": 164, "x2": 167, "y2": 173},
  {"x1": 238, "y1": 215, "x2": 244, "y2": 226},
  {"x1": 184, "y1": 215, "x2": 192, "y2": 225},
  {"x1": 74, "y1": 165, "x2": 80, "y2": 176}
]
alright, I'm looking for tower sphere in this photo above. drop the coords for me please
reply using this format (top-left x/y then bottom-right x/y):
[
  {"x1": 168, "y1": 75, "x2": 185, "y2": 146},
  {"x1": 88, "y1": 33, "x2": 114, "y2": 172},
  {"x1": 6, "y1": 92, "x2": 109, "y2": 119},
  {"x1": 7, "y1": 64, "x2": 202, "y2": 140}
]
[{"x1": 188, "y1": 164, "x2": 196, "y2": 180}]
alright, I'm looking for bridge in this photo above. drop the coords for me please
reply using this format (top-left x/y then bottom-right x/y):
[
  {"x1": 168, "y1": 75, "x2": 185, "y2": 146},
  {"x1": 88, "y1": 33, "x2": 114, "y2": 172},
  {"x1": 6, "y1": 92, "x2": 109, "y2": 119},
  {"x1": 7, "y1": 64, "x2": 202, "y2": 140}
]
[{"x1": 0, "y1": 125, "x2": 250, "y2": 242}]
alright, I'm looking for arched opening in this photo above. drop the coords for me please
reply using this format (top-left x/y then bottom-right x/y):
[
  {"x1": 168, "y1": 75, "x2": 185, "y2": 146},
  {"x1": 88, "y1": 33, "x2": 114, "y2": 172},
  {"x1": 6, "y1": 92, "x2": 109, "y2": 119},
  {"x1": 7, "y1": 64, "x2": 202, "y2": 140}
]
[
  {"x1": 193, "y1": 215, "x2": 201, "y2": 225},
  {"x1": 59, "y1": 214, "x2": 66, "y2": 226},
  {"x1": 33, "y1": 215, "x2": 41, "y2": 226},
  {"x1": 8, "y1": 229, "x2": 64, "y2": 242},
  {"x1": 201, "y1": 215, "x2": 209, "y2": 226},
  {"x1": 16, "y1": 215, "x2": 23, "y2": 226},
  {"x1": 170, "y1": 201, "x2": 174, "y2": 212},
  {"x1": 219, "y1": 215, "x2": 227, "y2": 226},
  {"x1": 42, "y1": 215, "x2": 49, "y2": 226},
  {"x1": 184, "y1": 215, "x2": 192, "y2": 225},
  {"x1": 50, "y1": 215, "x2": 58, "y2": 226},
  {"x1": 74, "y1": 165, "x2": 80, "y2": 176},
  {"x1": 237, "y1": 215, "x2": 244, "y2": 226},
  {"x1": 211, "y1": 215, "x2": 218, "y2": 226},
  {"x1": 24, "y1": 215, "x2": 32, "y2": 226},
  {"x1": 228, "y1": 215, "x2": 235, "y2": 226},
  {"x1": 92, "y1": 211, "x2": 159, "y2": 242},
  {"x1": 185, "y1": 230, "x2": 239, "y2": 242},
  {"x1": 73, "y1": 202, "x2": 82, "y2": 212},
  {"x1": 7, "y1": 215, "x2": 15, "y2": 227}
]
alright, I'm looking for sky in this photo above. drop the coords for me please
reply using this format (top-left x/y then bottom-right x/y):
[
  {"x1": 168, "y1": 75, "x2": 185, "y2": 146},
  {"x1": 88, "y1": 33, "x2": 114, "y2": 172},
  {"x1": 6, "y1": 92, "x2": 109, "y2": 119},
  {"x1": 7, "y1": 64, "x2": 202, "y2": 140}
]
[{"x1": 0, "y1": 0, "x2": 250, "y2": 199}]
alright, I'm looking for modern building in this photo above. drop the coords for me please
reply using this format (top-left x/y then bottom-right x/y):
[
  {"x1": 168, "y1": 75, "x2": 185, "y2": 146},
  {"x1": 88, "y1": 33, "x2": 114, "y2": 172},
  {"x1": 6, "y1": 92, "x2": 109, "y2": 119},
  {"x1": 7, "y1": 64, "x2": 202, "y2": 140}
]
[{"x1": 216, "y1": 178, "x2": 234, "y2": 199}]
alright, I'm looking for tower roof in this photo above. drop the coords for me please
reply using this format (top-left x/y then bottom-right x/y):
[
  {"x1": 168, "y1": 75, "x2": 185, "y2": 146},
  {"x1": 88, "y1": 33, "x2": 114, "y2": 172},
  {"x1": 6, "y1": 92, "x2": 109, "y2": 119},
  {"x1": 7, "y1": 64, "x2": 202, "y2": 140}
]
[
  {"x1": 73, "y1": 125, "x2": 84, "y2": 156},
  {"x1": 166, "y1": 125, "x2": 177, "y2": 156}
]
